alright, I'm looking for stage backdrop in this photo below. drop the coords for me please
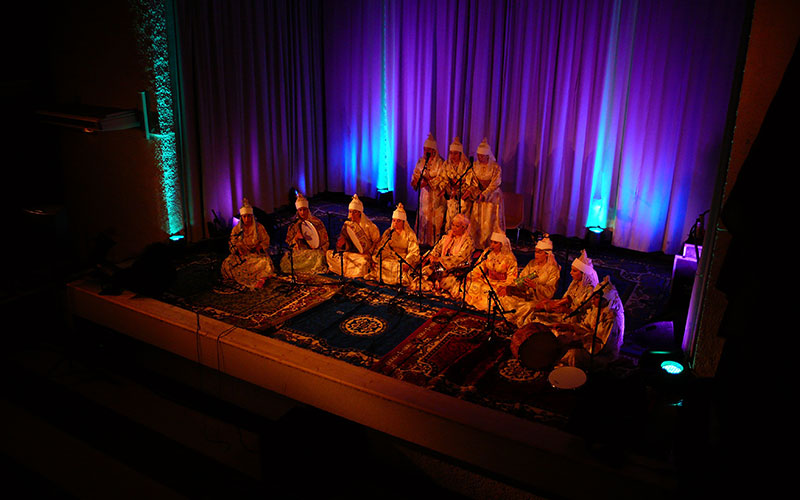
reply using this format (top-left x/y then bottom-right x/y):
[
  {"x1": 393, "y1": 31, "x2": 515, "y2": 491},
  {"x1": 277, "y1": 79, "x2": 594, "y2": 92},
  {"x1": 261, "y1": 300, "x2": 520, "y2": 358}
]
[{"x1": 175, "y1": 0, "x2": 746, "y2": 254}]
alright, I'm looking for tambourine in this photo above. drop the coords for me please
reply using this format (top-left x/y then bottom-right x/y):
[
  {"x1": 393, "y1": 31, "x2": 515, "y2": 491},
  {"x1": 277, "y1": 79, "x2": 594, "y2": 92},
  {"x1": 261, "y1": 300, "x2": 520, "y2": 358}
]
[{"x1": 300, "y1": 220, "x2": 320, "y2": 249}]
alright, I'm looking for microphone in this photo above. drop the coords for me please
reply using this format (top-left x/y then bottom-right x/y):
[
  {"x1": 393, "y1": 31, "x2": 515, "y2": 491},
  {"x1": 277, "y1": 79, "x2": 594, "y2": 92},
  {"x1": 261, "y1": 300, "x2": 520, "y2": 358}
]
[{"x1": 425, "y1": 152, "x2": 431, "y2": 162}]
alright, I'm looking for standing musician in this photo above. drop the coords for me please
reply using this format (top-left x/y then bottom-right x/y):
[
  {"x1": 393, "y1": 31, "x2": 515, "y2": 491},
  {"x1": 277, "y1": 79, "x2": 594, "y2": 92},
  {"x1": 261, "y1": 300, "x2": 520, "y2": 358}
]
[
  {"x1": 366, "y1": 203, "x2": 420, "y2": 285},
  {"x1": 279, "y1": 193, "x2": 329, "y2": 275},
  {"x1": 411, "y1": 133, "x2": 446, "y2": 246},
  {"x1": 413, "y1": 213, "x2": 475, "y2": 294},
  {"x1": 325, "y1": 194, "x2": 381, "y2": 278},
  {"x1": 221, "y1": 197, "x2": 275, "y2": 289},
  {"x1": 443, "y1": 137, "x2": 477, "y2": 232},
  {"x1": 469, "y1": 137, "x2": 505, "y2": 249}
]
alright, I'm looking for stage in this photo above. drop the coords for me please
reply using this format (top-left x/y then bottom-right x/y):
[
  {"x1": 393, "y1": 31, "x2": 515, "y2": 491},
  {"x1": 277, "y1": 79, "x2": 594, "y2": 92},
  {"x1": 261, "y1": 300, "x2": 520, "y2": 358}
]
[{"x1": 65, "y1": 242, "x2": 683, "y2": 498}]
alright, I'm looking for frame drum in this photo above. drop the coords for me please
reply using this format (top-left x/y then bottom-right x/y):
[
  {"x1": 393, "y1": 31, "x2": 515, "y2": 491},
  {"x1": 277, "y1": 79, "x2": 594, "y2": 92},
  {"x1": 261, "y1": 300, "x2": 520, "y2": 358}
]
[
  {"x1": 510, "y1": 322, "x2": 562, "y2": 372},
  {"x1": 301, "y1": 220, "x2": 320, "y2": 249},
  {"x1": 548, "y1": 366, "x2": 586, "y2": 389},
  {"x1": 344, "y1": 221, "x2": 369, "y2": 254}
]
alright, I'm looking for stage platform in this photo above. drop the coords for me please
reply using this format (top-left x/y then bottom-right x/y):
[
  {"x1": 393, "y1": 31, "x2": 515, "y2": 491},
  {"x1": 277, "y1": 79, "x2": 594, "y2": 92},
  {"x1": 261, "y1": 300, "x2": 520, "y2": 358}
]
[{"x1": 67, "y1": 275, "x2": 680, "y2": 499}]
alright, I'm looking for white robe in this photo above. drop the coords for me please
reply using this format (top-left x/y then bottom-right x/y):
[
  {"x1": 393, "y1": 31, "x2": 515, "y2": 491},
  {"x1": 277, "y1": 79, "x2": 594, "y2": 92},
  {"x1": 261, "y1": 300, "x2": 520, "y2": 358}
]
[{"x1": 410, "y1": 155, "x2": 446, "y2": 246}]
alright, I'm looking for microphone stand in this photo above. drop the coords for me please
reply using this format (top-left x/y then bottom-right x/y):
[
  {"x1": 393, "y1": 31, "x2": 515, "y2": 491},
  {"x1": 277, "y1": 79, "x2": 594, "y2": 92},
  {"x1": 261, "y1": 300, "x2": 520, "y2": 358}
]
[
  {"x1": 390, "y1": 248, "x2": 414, "y2": 290},
  {"x1": 476, "y1": 262, "x2": 516, "y2": 342},
  {"x1": 564, "y1": 279, "x2": 610, "y2": 320},
  {"x1": 375, "y1": 228, "x2": 395, "y2": 285},
  {"x1": 563, "y1": 280, "x2": 610, "y2": 373},
  {"x1": 412, "y1": 231, "x2": 446, "y2": 298},
  {"x1": 338, "y1": 244, "x2": 346, "y2": 282},
  {"x1": 587, "y1": 296, "x2": 607, "y2": 373},
  {"x1": 285, "y1": 241, "x2": 297, "y2": 284},
  {"x1": 455, "y1": 157, "x2": 473, "y2": 216}
]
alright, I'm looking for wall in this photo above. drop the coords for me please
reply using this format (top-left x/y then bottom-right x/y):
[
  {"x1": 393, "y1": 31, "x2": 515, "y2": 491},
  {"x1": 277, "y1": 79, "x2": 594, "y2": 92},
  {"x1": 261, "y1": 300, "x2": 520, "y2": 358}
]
[
  {"x1": 692, "y1": 0, "x2": 799, "y2": 376},
  {"x1": 2, "y1": 0, "x2": 168, "y2": 270}
]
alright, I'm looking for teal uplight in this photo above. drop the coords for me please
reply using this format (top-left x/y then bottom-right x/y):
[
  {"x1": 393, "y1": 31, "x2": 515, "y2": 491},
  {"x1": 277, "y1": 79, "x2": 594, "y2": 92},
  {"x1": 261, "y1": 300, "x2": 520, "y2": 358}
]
[
  {"x1": 134, "y1": 0, "x2": 184, "y2": 239},
  {"x1": 377, "y1": 0, "x2": 394, "y2": 194},
  {"x1": 660, "y1": 360, "x2": 685, "y2": 375},
  {"x1": 586, "y1": 0, "x2": 625, "y2": 233}
]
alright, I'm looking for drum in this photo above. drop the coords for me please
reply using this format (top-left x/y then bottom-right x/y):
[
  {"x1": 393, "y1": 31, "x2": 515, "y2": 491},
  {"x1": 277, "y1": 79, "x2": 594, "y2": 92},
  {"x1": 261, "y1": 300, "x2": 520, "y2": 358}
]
[
  {"x1": 548, "y1": 366, "x2": 586, "y2": 390},
  {"x1": 510, "y1": 322, "x2": 562, "y2": 371},
  {"x1": 344, "y1": 221, "x2": 369, "y2": 254},
  {"x1": 301, "y1": 220, "x2": 320, "y2": 249}
]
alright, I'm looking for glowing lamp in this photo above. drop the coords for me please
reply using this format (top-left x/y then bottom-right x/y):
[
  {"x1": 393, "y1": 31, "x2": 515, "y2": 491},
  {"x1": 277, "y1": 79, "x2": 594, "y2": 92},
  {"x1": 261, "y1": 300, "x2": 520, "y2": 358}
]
[{"x1": 660, "y1": 360, "x2": 684, "y2": 375}]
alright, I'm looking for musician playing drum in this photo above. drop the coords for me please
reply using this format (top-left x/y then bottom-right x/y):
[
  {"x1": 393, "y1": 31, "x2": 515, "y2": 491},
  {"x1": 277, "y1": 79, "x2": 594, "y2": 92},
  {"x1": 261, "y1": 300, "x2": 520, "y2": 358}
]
[
  {"x1": 414, "y1": 213, "x2": 475, "y2": 294},
  {"x1": 279, "y1": 193, "x2": 329, "y2": 275},
  {"x1": 325, "y1": 194, "x2": 381, "y2": 278},
  {"x1": 366, "y1": 203, "x2": 420, "y2": 285},
  {"x1": 221, "y1": 197, "x2": 275, "y2": 289}
]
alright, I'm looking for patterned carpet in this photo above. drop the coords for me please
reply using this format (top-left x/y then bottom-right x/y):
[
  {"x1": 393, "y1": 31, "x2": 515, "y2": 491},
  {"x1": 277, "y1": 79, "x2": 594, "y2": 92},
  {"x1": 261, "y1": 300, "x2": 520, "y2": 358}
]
[
  {"x1": 149, "y1": 196, "x2": 678, "y2": 431},
  {"x1": 163, "y1": 252, "x2": 341, "y2": 333}
]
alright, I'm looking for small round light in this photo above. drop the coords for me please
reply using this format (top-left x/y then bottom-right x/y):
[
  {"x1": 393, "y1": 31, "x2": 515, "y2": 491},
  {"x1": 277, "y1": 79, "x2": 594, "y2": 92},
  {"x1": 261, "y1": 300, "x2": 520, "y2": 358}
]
[{"x1": 661, "y1": 360, "x2": 684, "y2": 375}]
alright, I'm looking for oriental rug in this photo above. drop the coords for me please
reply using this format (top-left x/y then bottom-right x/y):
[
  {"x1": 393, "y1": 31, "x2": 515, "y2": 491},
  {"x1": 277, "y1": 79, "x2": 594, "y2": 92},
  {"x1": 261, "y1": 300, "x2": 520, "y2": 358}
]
[
  {"x1": 162, "y1": 252, "x2": 341, "y2": 332},
  {"x1": 372, "y1": 309, "x2": 578, "y2": 428},
  {"x1": 274, "y1": 281, "x2": 444, "y2": 367}
]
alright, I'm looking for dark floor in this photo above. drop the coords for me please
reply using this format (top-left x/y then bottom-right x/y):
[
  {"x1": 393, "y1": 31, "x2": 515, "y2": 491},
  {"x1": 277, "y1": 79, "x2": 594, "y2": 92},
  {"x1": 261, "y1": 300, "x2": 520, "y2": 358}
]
[{"x1": 1, "y1": 284, "x2": 553, "y2": 499}]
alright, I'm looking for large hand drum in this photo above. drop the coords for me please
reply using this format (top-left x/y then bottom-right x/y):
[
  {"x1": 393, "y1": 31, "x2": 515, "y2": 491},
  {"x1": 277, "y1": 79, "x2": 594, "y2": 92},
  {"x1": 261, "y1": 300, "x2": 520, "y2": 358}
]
[
  {"x1": 301, "y1": 220, "x2": 320, "y2": 249},
  {"x1": 510, "y1": 322, "x2": 562, "y2": 372},
  {"x1": 344, "y1": 221, "x2": 369, "y2": 254}
]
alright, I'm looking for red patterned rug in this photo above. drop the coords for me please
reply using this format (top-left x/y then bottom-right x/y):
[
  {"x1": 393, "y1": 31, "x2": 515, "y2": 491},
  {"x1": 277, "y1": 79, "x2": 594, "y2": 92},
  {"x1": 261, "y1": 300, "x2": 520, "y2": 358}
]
[{"x1": 372, "y1": 309, "x2": 579, "y2": 427}]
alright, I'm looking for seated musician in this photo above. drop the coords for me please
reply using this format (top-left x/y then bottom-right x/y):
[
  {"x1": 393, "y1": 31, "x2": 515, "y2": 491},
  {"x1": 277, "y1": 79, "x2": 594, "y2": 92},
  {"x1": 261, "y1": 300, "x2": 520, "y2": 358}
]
[
  {"x1": 366, "y1": 203, "x2": 420, "y2": 285},
  {"x1": 414, "y1": 213, "x2": 474, "y2": 294},
  {"x1": 221, "y1": 197, "x2": 275, "y2": 289},
  {"x1": 505, "y1": 234, "x2": 561, "y2": 324},
  {"x1": 514, "y1": 249, "x2": 598, "y2": 326},
  {"x1": 325, "y1": 194, "x2": 381, "y2": 278},
  {"x1": 457, "y1": 231, "x2": 519, "y2": 311},
  {"x1": 279, "y1": 193, "x2": 329, "y2": 275},
  {"x1": 549, "y1": 276, "x2": 625, "y2": 369}
]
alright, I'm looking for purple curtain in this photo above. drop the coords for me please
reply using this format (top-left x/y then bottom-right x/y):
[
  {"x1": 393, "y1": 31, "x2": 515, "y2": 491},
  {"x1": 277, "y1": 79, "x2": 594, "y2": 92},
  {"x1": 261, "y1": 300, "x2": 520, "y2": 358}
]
[
  {"x1": 177, "y1": 0, "x2": 746, "y2": 253},
  {"x1": 176, "y1": 0, "x2": 327, "y2": 230}
]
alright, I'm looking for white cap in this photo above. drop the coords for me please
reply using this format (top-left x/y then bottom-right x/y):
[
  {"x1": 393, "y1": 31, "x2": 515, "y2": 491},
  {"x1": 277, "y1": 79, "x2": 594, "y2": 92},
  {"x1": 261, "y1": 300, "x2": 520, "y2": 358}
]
[
  {"x1": 449, "y1": 136, "x2": 464, "y2": 154},
  {"x1": 295, "y1": 193, "x2": 309, "y2": 210},
  {"x1": 392, "y1": 203, "x2": 407, "y2": 221},
  {"x1": 535, "y1": 234, "x2": 553, "y2": 251},
  {"x1": 476, "y1": 137, "x2": 491, "y2": 155},
  {"x1": 348, "y1": 193, "x2": 363, "y2": 212},
  {"x1": 423, "y1": 133, "x2": 438, "y2": 151},
  {"x1": 239, "y1": 198, "x2": 254, "y2": 216},
  {"x1": 490, "y1": 231, "x2": 507, "y2": 243},
  {"x1": 572, "y1": 249, "x2": 592, "y2": 273}
]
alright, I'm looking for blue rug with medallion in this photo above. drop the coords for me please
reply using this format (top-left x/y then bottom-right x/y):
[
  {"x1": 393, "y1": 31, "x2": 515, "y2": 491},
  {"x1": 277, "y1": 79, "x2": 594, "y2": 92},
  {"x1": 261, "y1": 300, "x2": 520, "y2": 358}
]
[{"x1": 274, "y1": 281, "x2": 448, "y2": 367}]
